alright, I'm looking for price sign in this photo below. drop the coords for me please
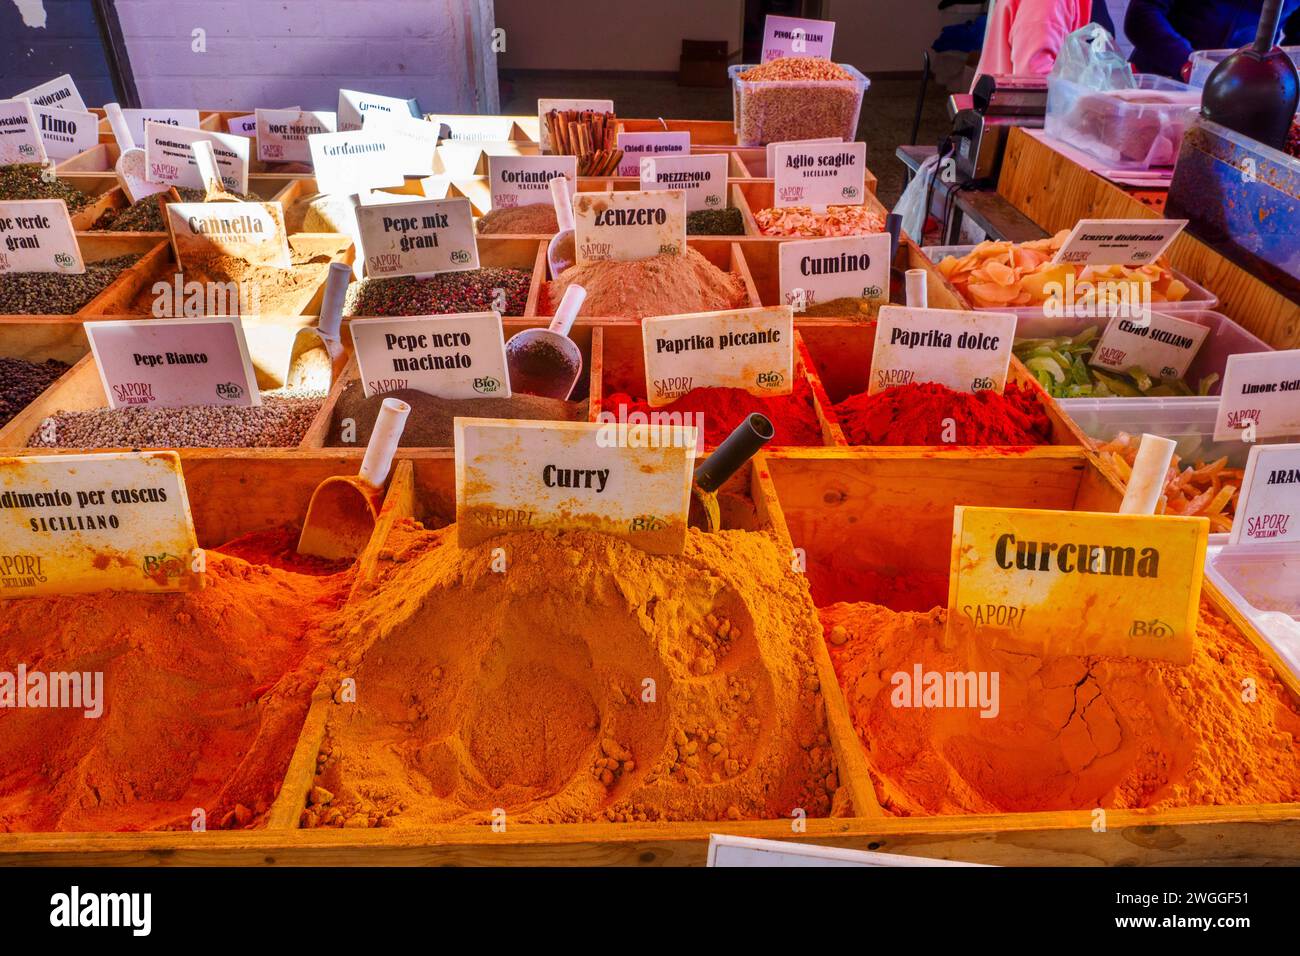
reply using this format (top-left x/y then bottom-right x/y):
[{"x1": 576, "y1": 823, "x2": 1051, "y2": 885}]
[
  {"x1": 1214, "y1": 349, "x2": 1300, "y2": 442},
  {"x1": 760, "y1": 15, "x2": 836, "y2": 61},
  {"x1": 773, "y1": 141, "x2": 866, "y2": 208},
  {"x1": 0, "y1": 199, "x2": 83, "y2": 274},
  {"x1": 1230, "y1": 443, "x2": 1300, "y2": 546},
  {"x1": 165, "y1": 201, "x2": 292, "y2": 271},
  {"x1": 778, "y1": 233, "x2": 890, "y2": 311},
  {"x1": 143, "y1": 122, "x2": 249, "y2": 193},
  {"x1": 639, "y1": 153, "x2": 728, "y2": 212},
  {"x1": 354, "y1": 196, "x2": 478, "y2": 278},
  {"x1": 1090, "y1": 311, "x2": 1210, "y2": 381}
]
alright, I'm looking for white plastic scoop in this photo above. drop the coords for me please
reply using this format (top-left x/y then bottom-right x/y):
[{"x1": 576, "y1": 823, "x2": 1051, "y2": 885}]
[
  {"x1": 298, "y1": 397, "x2": 411, "y2": 560},
  {"x1": 1119, "y1": 433, "x2": 1178, "y2": 515},
  {"x1": 287, "y1": 262, "x2": 351, "y2": 390},
  {"x1": 104, "y1": 102, "x2": 170, "y2": 204},
  {"x1": 546, "y1": 175, "x2": 576, "y2": 278},
  {"x1": 905, "y1": 268, "x2": 928, "y2": 308},
  {"x1": 505, "y1": 284, "x2": 586, "y2": 400}
]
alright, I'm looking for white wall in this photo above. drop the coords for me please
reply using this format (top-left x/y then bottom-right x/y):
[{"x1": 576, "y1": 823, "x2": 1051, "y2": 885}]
[
  {"x1": 494, "y1": 0, "x2": 743, "y2": 72},
  {"x1": 114, "y1": 0, "x2": 498, "y2": 112}
]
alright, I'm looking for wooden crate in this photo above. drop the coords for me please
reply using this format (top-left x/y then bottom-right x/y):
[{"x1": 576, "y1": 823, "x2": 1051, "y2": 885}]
[
  {"x1": 0, "y1": 235, "x2": 165, "y2": 321},
  {"x1": 730, "y1": 179, "x2": 890, "y2": 237},
  {"x1": 997, "y1": 127, "x2": 1300, "y2": 351},
  {"x1": 57, "y1": 142, "x2": 308, "y2": 195},
  {"x1": 0, "y1": 320, "x2": 89, "y2": 435}
]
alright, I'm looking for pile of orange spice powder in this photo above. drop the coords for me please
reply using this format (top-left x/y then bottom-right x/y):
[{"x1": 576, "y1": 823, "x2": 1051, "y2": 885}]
[
  {"x1": 820, "y1": 600, "x2": 1300, "y2": 815},
  {"x1": 0, "y1": 528, "x2": 353, "y2": 832}
]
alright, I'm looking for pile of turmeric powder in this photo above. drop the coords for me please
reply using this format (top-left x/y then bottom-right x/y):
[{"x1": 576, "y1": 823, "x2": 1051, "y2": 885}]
[
  {"x1": 301, "y1": 519, "x2": 844, "y2": 827},
  {"x1": 821, "y1": 600, "x2": 1300, "y2": 815},
  {"x1": 0, "y1": 529, "x2": 353, "y2": 833}
]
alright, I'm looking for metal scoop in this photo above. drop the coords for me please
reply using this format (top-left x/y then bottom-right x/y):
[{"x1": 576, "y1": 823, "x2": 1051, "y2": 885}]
[
  {"x1": 546, "y1": 175, "x2": 576, "y2": 278},
  {"x1": 104, "y1": 102, "x2": 170, "y2": 204},
  {"x1": 689, "y1": 414, "x2": 775, "y2": 532},
  {"x1": 297, "y1": 397, "x2": 411, "y2": 560},
  {"x1": 505, "y1": 284, "x2": 586, "y2": 400},
  {"x1": 286, "y1": 262, "x2": 350, "y2": 390}
]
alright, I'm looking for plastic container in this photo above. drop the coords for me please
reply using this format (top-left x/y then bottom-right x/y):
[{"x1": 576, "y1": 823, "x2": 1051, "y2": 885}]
[
  {"x1": 729, "y1": 62, "x2": 869, "y2": 147},
  {"x1": 924, "y1": 243, "x2": 1219, "y2": 333},
  {"x1": 1206, "y1": 543, "x2": 1300, "y2": 679},
  {"x1": 1044, "y1": 74, "x2": 1200, "y2": 170},
  {"x1": 1188, "y1": 46, "x2": 1300, "y2": 89}
]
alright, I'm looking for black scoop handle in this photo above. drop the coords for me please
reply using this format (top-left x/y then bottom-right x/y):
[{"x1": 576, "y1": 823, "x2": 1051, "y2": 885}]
[{"x1": 693, "y1": 414, "x2": 775, "y2": 493}]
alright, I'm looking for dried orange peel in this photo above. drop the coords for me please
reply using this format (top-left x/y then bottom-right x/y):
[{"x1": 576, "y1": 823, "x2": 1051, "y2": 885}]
[
  {"x1": 1094, "y1": 430, "x2": 1243, "y2": 532},
  {"x1": 936, "y1": 231, "x2": 1191, "y2": 309}
]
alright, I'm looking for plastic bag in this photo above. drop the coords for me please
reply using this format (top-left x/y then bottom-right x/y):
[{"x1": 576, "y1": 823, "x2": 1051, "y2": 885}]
[
  {"x1": 893, "y1": 152, "x2": 941, "y2": 242},
  {"x1": 1052, "y1": 24, "x2": 1135, "y2": 91}
]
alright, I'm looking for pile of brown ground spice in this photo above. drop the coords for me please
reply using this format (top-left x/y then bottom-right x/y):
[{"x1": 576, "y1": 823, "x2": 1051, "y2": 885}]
[
  {"x1": 300, "y1": 521, "x2": 845, "y2": 827},
  {"x1": 476, "y1": 203, "x2": 559, "y2": 235},
  {"x1": 327, "y1": 383, "x2": 587, "y2": 448},
  {"x1": 543, "y1": 248, "x2": 748, "y2": 320},
  {"x1": 131, "y1": 245, "x2": 343, "y2": 316},
  {"x1": 798, "y1": 296, "x2": 883, "y2": 319}
]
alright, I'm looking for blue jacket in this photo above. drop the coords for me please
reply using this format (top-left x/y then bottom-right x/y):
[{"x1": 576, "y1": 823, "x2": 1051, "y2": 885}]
[{"x1": 1126, "y1": 0, "x2": 1300, "y2": 77}]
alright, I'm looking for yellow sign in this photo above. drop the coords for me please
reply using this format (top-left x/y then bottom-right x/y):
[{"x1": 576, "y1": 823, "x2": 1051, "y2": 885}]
[
  {"x1": 455, "y1": 418, "x2": 696, "y2": 555},
  {"x1": 947, "y1": 507, "x2": 1207, "y2": 664}
]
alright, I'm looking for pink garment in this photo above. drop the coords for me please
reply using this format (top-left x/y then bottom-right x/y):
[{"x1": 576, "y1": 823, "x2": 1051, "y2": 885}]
[{"x1": 973, "y1": 0, "x2": 1093, "y2": 86}]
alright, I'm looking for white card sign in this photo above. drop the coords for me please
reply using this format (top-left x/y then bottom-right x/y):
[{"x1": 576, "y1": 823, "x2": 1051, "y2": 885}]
[
  {"x1": 779, "y1": 233, "x2": 890, "y2": 310},
  {"x1": 615, "y1": 131, "x2": 689, "y2": 177},
  {"x1": 256, "y1": 109, "x2": 336, "y2": 164},
  {"x1": 143, "y1": 122, "x2": 249, "y2": 193},
  {"x1": 121, "y1": 108, "x2": 202, "y2": 145},
  {"x1": 426, "y1": 114, "x2": 517, "y2": 142},
  {"x1": 537, "y1": 98, "x2": 614, "y2": 153},
  {"x1": 0, "y1": 452, "x2": 200, "y2": 598},
  {"x1": 86, "y1": 317, "x2": 261, "y2": 410},
  {"x1": 362, "y1": 111, "x2": 438, "y2": 176},
  {"x1": 227, "y1": 113, "x2": 257, "y2": 137},
  {"x1": 354, "y1": 196, "x2": 478, "y2": 278},
  {"x1": 1231, "y1": 443, "x2": 1300, "y2": 545},
  {"x1": 761, "y1": 15, "x2": 836, "y2": 62},
  {"x1": 0, "y1": 99, "x2": 46, "y2": 165},
  {"x1": 337, "y1": 89, "x2": 420, "y2": 132},
  {"x1": 165, "y1": 201, "x2": 292, "y2": 270},
  {"x1": 1090, "y1": 311, "x2": 1211, "y2": 381},
  {"x1": 1051, "y1": 219, "x2": 1187, "y2": 266},
  {"x1": 1214, "y1": 349, "x2": 1300, "y2": 442},
  {"x1": 773, "y1": 141, "x2": 866, "y2": 208},
  {"x1": 573, "y1": 189, "x2": 686, "y2": 263},
  {"x1": 349, "y1": 312, "x2": 510, "y2": 399},
  {"x1": 455, "y1": 418, "x2": 695, "y2": 555},
  {"x1": 765, "y1": 138, "x2": 842, "y2": 177},
  {"x1": 308, "y1": 129, "x2": 408, "y2": 194},
  {"x1": 489, "y1": 154, "x2": 576, "y2": 209},
  {"x1": 642, "y1": 306, "x2": 794, "y2": 406},
  {"x1": 639, "y1": 153, "x2": 728, "y2": 212},
  {"x1": 30, "y1": 104, "x2": 97, "y2": 160},
  {"x1": 870, "y1": 305, "x2": 1016, "y2": 395},
  {"x1": 0, "y1": 199, "x2": 83, "y2": 274},
  {"x1": 12, "y1": 75, "x2": 86, "y2": 112}
]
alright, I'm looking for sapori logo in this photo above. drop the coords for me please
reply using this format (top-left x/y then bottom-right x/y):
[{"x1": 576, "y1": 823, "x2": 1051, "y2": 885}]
[
  {"x1": 473, "y1": 376, "x2": 502, "y2": 394},
  {"x1": 1130, "y1": 618, "x2": 1174, "y2": 638},
  {"x1": 215, "y1": 382, "x2": 244, "y2": 400},
  {"x1": 755, "y1": 370, "x2": 785, "y2": 389}
]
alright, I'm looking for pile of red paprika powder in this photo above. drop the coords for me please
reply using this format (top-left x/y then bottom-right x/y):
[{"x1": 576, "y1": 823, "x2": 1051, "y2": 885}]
[{"x1": 832, "y1": 382, "x2": 1053, "y2": 446}]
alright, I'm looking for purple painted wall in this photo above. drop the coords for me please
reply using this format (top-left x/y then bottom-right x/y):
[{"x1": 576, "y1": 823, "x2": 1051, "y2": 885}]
[{"x1": 114, "y1": 0, "x2": 498, "y2": 113}]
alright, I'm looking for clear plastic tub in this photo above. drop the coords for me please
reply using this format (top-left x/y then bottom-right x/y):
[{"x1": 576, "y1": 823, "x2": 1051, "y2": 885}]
[
  {"x1": 1206, "y1": 543, "x2": 1300, "y2": 679},
  {"x1": 924, "y1": 243, "x2": 1219, "y2": 333},
  {"x1": 729, "y1": 62, "x2": 869, "y2": 147},
  {"x1": 1188, "y1": 46, "x2": 1300, "y2": 88},
  {"x1": 1045, "y1": 74, "x2": 1200, "y2": 170}
]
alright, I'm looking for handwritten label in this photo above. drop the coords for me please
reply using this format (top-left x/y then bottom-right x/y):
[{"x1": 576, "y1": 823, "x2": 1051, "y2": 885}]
[
  {"x1": 0, "y1": 199, "x2": 83, "y2": 274},
  {"x1": 642, "y1": 306, "x2": 793, "y2": 406},
  {"x1": 761, "y1": 15, "x2": 836, "y2": 62},
  {"x1": 30, "y1": 104, "x2": 96, "y2": 160},
  {"x1": 1090, "y1": 311, "x2": 1210, "y2": 380},
  {"x1": 143, "y1": 122, "x2": 249, "y2": 193},
  {"x1": 870, "y1": 305, "x2": 1015, "y2": 395},
  {"x1": 350, "y1": 312, "x2": 509, "y2": 399},
  {"x1": 362, "y1": 111, "x2": 439, "y2": 176},
  {"x1": 1052, "y1": 218, "x2": 1187, "y2": 266},
  {"x1": 489, "y1": 154, "x2": 576, "y2": 209},
  {"x1": 337, "y1": 89, "x2": 420, "y2": 132},
  {"x1": 573, "y1": 189, "x2": 686, "y2": 264},
  {"x1": 165, "y1": 201, "x2": 292, "y2": 270},
  {"x1": 455, "y1": 418, "x2": 695, "y2": 555},
  {"x1": 426, "y1": 114, "x2": 518, "y2": 142},
  {"x1": 615, "y1": 131, "x2": 689, "y2": 177},
  {"x1": 0, "y1": 452, "x2": 200, "y2": 598},
  {"x1": 1214, "y1": 349, "x2": 1300, "y2": 442},
  {"x1": 774, "y1": 141, "x2": 865, "y2": 208},
  {"x1": 12, "y1": 75, "x2": 86, "y2": 112},
  {"x1": 0, "y1": 99, "x2": 46, "y2": 165},
  {"x1": 537, "y1": 98, "x2": 614, "y2": 153},
  {"x1": 121, "y1": 108, "x2": 202, "y2": 145},
  {"x1": 779, "y1": 233, "x2": 890, "y2": 311},
  {"x1": 1231, "y1": 443, "x2": 1300, "y2": 545},
  {"x1": 307, "y1": 129, "x2": 408, "y2": 194},
  {"x1": 256, "y1": 109, "x2": 336, "y2": 164},
  {"x1": 639, "y1": 153, "x2": 727, "y2": 212},
  {"x1": 86, "y1": 317, "x2": 260, "y2": 410},
  {"x1": 354, "y1": 196, "x2": 478, "y2": 278},
  {"x1": 948, "y1": 506, "x2": 1207, "y2": 663},
  {"x1": 765, "y1": 137, "x2": 842, "y2": 174}
]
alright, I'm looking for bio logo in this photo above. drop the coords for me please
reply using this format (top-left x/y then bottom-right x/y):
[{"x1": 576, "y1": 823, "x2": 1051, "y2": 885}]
[
  {"x1": 841, "y1": 185, "x2": 859, "y2": 200},
  {"x1": 629, "y1": 515, "x2": 666, "y2": 532},
  {"x1": 755, "y1": 370, "x2": 785, "y2": 389},
  {"x1": 143, "y1": 552, "x2": 186, "y2": 579},
  {"x1": 473, "y1": 376, "x2": 502, "y2": 394},
  {"x1": 215, "y1": 381, "x2": 245, "y2": 400},
  {"x1": 1130, "y1": 619, "x2": 1174, "y2": 638},
  {"x1": 450, "y1": 249, "x2": 472, "y2": 264}
]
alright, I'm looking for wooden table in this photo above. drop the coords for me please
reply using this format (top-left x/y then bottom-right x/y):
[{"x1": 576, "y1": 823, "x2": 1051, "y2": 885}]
[{"x1": 897, "y1": 144, "x2": 1048, "y2": 244}]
